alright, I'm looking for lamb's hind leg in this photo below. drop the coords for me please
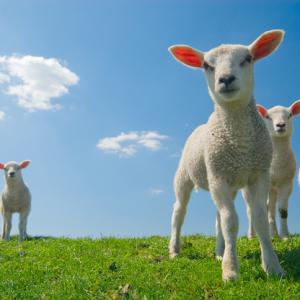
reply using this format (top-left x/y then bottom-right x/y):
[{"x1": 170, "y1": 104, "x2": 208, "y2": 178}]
[
  {"x1": 268, "y1": 187, "x2": 279, "y2": 238},
  {"x1": 243, "y1": 172, "x2": 285, "y2": 277},
  {"x1": 169, "y1": 170, "x2": 193, "y2": 258},
  {"x1": 277, "y1": 182, "x2": 292, "y2": 240},
  {"x1": 2, "y1": 211, "x2": 12, "y2": 241},
  {"x1": 242, "y1": 190, "x2": 255, "y2": 239},
  {"x1": 19, "y1": 211, "x2": 29, "y2": 242},
  {"x1": 215, "y1": 211, "x2": 225, "y2": 260}
]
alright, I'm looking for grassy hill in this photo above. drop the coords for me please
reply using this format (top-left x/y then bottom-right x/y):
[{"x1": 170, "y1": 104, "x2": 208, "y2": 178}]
[{"x1": 0, "y1": 235, "x2": 299, "y2": 299}]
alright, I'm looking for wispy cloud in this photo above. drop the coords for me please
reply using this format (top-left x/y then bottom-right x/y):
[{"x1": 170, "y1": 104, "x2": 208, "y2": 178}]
[
  {"x1": 0, "y1": 55, "x2": 79, "y2": 111},
  {"x1": 149, "y1": 188, "x2": 165, "y2": 196},
  {"x1": 0, "y1": 111, "x2": 5, "y2": 121},
  {"x1": 97, "y1": 131, "x2": 168, "y2": 157}
]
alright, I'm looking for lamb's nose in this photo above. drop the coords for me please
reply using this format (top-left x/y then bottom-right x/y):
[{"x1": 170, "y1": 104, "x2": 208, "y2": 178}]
[
  {"x1": 219, "y1": 75, "x2": 236, "y2": 86},
  {"x1": 276, "y1": 122, "x2": 286, "y2": 128},
  {"x1": 9, "y1": 172, "x2": 15, "y2": 177}
]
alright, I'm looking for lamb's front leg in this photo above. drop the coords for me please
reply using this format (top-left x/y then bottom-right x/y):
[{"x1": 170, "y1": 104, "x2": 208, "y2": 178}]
[
  {"x1": 215, "y1": 211, "x2": 225, "y2": 260},
  {"x1": 277, "y1": 182, "x2": 292, "y2": 240},
  {"x1": 243, "y1": 172, "x2": 285, "y2": 277},
  {"x1": 169, "y1": 171, "x2": 193, "y2": 258},
  {"x1": 267, "y1": 187, "x2": 279, "y2": 238},
  {"x1": 211, "y1": 183, "x2": 238, "y2": 281},
  {"x1": 2, "y1": 211, "x2": 12, "y2": 241},
  {"x1": 19, "y1": 211, "x2": 29, "y2": 242}
]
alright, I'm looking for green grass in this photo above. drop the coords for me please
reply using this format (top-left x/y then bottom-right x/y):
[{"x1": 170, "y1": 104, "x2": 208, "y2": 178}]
[{"x1": 0, "y1": 235, "x2": 300, "y2": 299}]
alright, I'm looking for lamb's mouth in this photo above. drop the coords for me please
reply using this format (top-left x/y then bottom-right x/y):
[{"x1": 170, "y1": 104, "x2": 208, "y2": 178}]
[
  {"x1": 275, "y1": 128, "x2": 286, "y2": 134},
  {"x1": 219, "y1": 87, "x2": 239, "y2": 95}
]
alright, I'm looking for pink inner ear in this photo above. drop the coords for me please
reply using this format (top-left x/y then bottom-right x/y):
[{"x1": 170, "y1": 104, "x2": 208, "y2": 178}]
[
  {"x1": 251, "y1": 32, "x2": 282, "y2": 60},
  {"x1": 20, "y1": 160, "x2": 30, "y2": 169},
  {"x1": 170, "y1": 46, "x2": 203, "y2": 68},
  {"x1": 291, "y1": 101, "x2": 300, "y2": 116},
  {"x1": 0, "y1": 163, "x2": 5, "y2": 170},
  {"x1": 256, "y1": 105, "x2": 268, "y2": 118}
]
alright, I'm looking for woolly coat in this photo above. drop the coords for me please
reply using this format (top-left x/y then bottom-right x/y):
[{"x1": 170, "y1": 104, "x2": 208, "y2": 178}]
[
  {"x1": 176, "y1": 98, "x2": 273, "y2": 191},
  {"x1": 0, "y1": 176, "x2": 31, "y2": 214}
]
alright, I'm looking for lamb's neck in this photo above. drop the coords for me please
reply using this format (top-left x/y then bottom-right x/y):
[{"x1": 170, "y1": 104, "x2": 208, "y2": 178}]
[
  {"x1": 214, "y1": 97, "x2": 257, "y2": 125},
  {"x1": 5, "y1": 177, "x2": 26, "y2": 190},
  {"x1": 272, "y1": 136, "x2": 292, "y2": 155}
]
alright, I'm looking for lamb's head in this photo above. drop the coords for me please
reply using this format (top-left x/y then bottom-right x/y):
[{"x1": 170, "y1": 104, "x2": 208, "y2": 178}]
[
  {"x1": 0, "y1": 160, "x2": 30, "y2": 181},
  {"x1": 257, "y1": 101, "x2": 300, "y2": 138},
  {"x1": 169, "y1": 30, "x2": 284, "y2": 108}
]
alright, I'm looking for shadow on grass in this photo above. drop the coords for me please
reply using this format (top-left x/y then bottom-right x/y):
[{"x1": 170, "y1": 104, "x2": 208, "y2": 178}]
[
  {"x1": 280, "y1": 248, "x2": 300, "y2": 280},
  {"x1": 26, "y1": 235, "x2": 54, "y2": 241},
  {"x1": 181, "y1": 241, "x2": 206, "y2": 260},
  {"x1": 180, "y1": 236, "x2": 300, "y2": 280},
  {"x1": 241, "y1": 248, "x2": 300, "y2": 281},
  {"x1": 0, "y1": 235, "x2": 54, "y2": 242}
]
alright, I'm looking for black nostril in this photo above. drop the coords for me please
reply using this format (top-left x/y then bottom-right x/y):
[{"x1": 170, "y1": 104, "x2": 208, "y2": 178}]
[
  {"x1": 219, "y1": 75, "x2": 236, "y2": 86},
  {"x1": 276, "y1": 123, "x2": 286, "y2": 128},
  {"x1": 9, "y1": 172, "x2": 15, "y2": 177}
]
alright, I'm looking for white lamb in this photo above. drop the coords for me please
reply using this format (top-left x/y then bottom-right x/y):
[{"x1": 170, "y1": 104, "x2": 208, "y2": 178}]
[
  {"x1": 168, "y1": 30, "x2": 285, "y2": 281},
  {"x1": 0, "y1": 160, "x2": 31, "y2": 241},
  {"x1": 246, "y1": 101, "x2": 300, "y2": 240}
]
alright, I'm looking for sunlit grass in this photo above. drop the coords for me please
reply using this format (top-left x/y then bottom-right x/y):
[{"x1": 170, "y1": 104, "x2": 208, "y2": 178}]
[{"x1": 0, "y1": 235, "x2": 299, "y2": 299}]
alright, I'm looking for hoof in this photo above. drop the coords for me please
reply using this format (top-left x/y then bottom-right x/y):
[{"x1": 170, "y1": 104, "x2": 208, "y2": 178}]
[
  {"x1": 247, "y1": 231, "x2": 255, "y2": 239},
  {"x1": 281, "y1": 235, "x2": 289, "y2": 241},
  {"x1": 263, "y1": 264, "x2": 286, "y2": 277},
  {"x1": 222, "y1": 270, "x2": 238, "y2": 282},
  {"x1": 267, "y1": 267, "x2": 286, "y2": 278},
  {"x1": 216, "y1": 255, "x2": 223, "y2": 261},
  {"x1": 169, "y1": 252, "x2": 179, "y2": 259}
]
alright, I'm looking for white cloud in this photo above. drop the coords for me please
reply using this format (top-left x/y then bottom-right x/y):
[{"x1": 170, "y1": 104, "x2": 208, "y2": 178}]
[
  {"x1": 0, "y1": 55, "x2": 79, "y2": 111},
  {"x1": 97, "y1": 131, "x2": 168, "y2": 157},
  {"x1": 0, "y1": 111, "x2": 5, "y2": 121},
  {"x1": 149, "y1": 188, "x2": 164, "y2": 195},
  {"x1": 0, "y1": 72, "x2": 10, "y2": 83}
]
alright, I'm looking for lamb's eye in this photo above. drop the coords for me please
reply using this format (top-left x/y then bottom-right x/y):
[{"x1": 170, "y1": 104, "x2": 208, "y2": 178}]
[
  {"x1": 203, "y1": 61, "x2": 215, "y2": 71},
  {"x1": 265, "y1": 115, "x2": 272, "y2": 120},
  {"x1": 240, "y1": 54, "x2": 252, "y2": 66},
  {"x1": 288, "y1": 113, "x2": 293, "y2": 119}
]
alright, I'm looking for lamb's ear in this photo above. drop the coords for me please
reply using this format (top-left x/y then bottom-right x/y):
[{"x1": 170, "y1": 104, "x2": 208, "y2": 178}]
[
  {"x1": 290, "y1": 100, "x2": 300, "y2": 116},
  {"x1": 249, "y1": 30, "x2": 285, "y2": 61},
  {"x1": 169, "y1": 45, "x2": 204, "y2": 68},
  {"x1": 0, "y1": 163, "x2": 5, "y2": 169},
  {"x1": 19, "y1": 160, "x2": 30, "y2": 169},
  {"x1": 256, "y1": 104, "x2": 268, "y2": 118}
]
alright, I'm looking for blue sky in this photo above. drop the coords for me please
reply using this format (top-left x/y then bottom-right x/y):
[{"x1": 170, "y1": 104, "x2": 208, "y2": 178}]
[{"x1": 0, "y1": 1, "x2": 300, "y2": 238}]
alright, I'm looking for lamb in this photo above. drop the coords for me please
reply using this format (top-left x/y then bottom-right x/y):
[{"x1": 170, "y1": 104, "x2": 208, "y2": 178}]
[
  {"x1": 0, "y1": 160, "x2": 31, "y2": 241},
  {"x1": 168, "y1": 30, "x2": 285, "y2": 281},
  {"x1": 246, "y1": 101, "x2": 300, "y2": 240}
]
